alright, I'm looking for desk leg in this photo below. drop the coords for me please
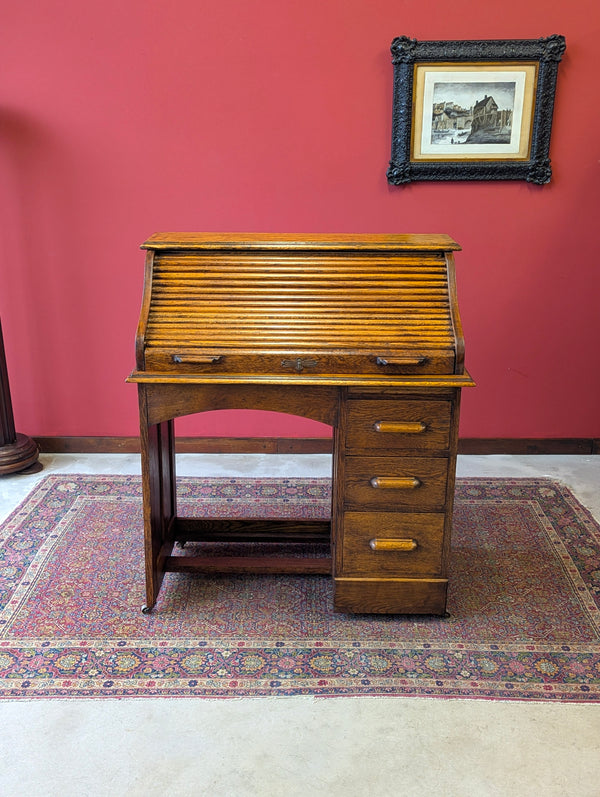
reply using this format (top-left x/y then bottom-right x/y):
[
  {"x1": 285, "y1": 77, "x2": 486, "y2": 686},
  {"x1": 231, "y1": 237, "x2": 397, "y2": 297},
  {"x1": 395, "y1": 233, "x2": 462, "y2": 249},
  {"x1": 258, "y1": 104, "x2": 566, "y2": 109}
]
[{"x1": 139, "y1": 388, "x2": 177, "y2": 612}]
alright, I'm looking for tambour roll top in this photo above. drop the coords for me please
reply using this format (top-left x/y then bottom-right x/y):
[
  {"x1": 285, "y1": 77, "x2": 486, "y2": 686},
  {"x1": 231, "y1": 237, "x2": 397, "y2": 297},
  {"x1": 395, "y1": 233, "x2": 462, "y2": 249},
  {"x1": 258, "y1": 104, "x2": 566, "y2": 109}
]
[{"x1": 134, "y1": 233, "x2": 466, "y2": 381}]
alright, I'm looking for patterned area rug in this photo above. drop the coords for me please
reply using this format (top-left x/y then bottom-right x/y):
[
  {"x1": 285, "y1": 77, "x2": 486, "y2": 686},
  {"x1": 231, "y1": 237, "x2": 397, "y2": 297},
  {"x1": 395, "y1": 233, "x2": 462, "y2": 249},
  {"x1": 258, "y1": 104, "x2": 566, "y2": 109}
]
[{"x1": 1, "y1": 475, "x2": 599, "y2": 701}]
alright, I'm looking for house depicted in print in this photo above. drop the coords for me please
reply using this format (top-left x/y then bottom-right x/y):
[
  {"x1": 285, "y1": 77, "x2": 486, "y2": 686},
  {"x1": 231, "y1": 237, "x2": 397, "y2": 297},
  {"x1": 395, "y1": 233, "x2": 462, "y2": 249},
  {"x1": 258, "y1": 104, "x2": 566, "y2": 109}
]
[{"x1": 470, "y1": 95, "x2": 513, "y2": 135}]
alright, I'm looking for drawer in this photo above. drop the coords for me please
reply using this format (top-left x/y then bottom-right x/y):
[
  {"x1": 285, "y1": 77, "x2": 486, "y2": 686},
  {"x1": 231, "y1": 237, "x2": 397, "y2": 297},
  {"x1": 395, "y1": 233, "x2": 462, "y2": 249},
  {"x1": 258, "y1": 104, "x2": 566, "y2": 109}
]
[
  {"x1": 346, "y1": 400, "x2": 451, "y2": 452},
  {"x1": 340, "y1": 512, "x2": 444, "y2": 577},
  {"x1": 333, "y1": 577, "x2": 448, "y2": 615},
  {"x1": 344, "y1": 456, "x2": 448, "y2": 510},
  {"x1": 143, "y1": 348, "x2": 455, "y2": 376}
]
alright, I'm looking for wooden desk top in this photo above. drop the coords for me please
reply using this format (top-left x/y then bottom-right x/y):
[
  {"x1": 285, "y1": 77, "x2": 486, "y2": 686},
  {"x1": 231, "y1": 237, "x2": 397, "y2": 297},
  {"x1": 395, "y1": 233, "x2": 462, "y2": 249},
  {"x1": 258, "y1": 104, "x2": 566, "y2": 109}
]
[{"x1": 141, "y1": 232, "x2": 461, "y2": 251}]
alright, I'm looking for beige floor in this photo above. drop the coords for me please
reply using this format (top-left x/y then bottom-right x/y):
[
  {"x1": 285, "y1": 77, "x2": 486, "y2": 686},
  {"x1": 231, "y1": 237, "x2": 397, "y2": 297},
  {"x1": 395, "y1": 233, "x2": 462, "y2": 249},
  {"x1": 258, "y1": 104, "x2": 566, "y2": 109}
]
[{"x1": 1, "y1": 453, "x2": 599, "y2": 797}]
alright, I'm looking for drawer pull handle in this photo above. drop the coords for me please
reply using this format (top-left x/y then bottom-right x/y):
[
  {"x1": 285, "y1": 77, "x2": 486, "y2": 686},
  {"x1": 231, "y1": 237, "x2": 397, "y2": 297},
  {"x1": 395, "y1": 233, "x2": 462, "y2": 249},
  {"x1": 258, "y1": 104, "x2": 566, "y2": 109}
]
[
  {"x1": 373, "y1": 421, "x2": 426, "y2": 434},
  {"x1": 369, "y1": 538, "x2": 418, "y2": 552},
  {"x1": 376, "y1": 356, "x2": 427, "y2": 367},
  {"x1": 369, "y1": 476, "x2": 421, "y2": 490},
  {"x1": 281, "y1": 358, "x2": 318, "y2": 372},
  {"x1": 173, "y1": 354, "x2": 222, "y2": 364}
]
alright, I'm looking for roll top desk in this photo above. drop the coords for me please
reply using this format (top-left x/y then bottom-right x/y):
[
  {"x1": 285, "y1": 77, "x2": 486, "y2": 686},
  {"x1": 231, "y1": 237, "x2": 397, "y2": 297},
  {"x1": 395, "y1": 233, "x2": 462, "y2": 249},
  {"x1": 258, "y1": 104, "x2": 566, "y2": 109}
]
[{"x1": 128, "y1": 233, "x2": 473, "y2": 614}]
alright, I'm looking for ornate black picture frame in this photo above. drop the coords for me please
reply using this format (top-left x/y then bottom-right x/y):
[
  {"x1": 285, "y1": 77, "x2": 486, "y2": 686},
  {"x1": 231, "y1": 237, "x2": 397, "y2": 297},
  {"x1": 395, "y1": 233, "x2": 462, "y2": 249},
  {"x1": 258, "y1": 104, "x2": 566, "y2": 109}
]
[{"x1": 387, "y1": 36, "x2": 566, "y2": 185}]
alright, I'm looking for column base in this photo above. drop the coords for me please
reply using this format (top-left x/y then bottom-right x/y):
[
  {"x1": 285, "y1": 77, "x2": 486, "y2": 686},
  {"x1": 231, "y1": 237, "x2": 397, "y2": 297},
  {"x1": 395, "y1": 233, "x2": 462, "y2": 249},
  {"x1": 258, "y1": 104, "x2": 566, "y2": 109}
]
[{"x1": 0, "y1": 433, "x2": 41, "y2": 476}]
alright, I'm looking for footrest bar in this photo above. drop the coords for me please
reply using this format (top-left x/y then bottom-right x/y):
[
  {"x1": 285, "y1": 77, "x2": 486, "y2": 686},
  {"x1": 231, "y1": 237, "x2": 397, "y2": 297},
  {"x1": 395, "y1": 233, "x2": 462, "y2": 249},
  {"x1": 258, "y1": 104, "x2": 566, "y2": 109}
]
[{"x1": 164, "y1": 554, "x2": 332, "y2": 575}]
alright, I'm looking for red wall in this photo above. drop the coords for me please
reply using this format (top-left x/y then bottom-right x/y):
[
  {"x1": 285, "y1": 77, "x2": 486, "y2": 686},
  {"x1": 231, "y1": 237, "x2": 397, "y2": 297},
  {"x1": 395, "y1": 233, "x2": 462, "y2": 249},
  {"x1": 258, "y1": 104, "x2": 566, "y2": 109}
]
[{"x1": 2, "y1": 0, "x2": 599, "y2": 440}]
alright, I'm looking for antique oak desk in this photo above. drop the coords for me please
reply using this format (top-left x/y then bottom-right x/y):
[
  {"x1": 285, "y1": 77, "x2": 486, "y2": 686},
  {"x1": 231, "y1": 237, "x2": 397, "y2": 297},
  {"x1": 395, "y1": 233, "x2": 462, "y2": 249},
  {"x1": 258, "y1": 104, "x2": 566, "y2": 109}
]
[{"x1": 128, "y1": 233, "x2": 473, "y2": 614}]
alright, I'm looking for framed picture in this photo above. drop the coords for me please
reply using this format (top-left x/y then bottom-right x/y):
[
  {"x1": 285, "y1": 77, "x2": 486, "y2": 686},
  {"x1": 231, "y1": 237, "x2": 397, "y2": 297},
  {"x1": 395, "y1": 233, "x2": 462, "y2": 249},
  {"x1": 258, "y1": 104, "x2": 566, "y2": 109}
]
[{"x1": 387, "y1": 36, "x2": 566, "y2": 185}]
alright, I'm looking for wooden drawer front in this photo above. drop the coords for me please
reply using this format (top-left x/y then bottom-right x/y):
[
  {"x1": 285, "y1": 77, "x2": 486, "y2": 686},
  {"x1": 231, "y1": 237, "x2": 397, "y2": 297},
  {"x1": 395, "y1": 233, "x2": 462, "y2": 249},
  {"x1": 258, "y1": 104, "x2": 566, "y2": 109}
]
[
  {"x1": 333, "y1": 577, "x2": 448, "y2": 615},
  {"x1": 344, "y1": 456, "x2": 448, "y2": 510},
  {"x1": 346, "y1": 400, "x2": 451, "y2": 452},
  {"x1": 341, "y1": 512, "x2": 444, "y2": 577},
  {"x1": 143, "y1": 348, "x2": 455, "y2": 376}
]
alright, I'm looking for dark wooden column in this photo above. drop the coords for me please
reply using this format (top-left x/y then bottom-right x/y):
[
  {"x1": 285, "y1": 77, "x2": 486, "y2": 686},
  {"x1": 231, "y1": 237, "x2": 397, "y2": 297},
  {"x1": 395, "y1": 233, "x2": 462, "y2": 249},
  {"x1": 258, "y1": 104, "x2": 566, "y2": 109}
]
[{"x1": 0, "y1": 319, "x2": 40, "y2": 475}]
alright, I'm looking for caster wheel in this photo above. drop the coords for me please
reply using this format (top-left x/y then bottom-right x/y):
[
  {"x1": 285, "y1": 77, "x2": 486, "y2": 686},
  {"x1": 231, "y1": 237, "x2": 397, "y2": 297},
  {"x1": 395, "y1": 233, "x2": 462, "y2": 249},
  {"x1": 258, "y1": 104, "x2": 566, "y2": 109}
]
[{"x1": 141, "y1": 605, "x2": 153, "y2": 615}]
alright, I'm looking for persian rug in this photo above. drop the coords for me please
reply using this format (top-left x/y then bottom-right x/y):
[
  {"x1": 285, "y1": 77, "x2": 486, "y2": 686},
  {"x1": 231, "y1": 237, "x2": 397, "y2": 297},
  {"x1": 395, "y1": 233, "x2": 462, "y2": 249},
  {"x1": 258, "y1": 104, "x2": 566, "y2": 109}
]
[{"x1": 0, "y1": 475, "x2": 599, "y2": 701}]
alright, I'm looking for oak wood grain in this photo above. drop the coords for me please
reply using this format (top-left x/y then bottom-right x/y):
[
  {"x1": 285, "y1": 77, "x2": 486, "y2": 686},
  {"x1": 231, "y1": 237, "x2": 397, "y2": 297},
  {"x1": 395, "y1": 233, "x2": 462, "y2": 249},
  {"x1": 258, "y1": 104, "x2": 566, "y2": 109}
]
[{"x1": 132, "y1": 233, "x2": 470, "y2": 614}]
